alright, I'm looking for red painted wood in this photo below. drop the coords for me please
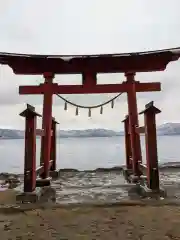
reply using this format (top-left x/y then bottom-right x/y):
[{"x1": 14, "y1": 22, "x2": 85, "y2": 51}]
[
  {"x1": 82, "y1": 72, "x2": 97, "y2": 86},
  {"x1": 122, "y1": 115, "x2": 132, "y2": 170},
  {"x1": 126, "y1": 73, "x2": 142, "y2": 177},
  {"x1": 19, "y1": 82, "x2": 161, "y2": 95},
  {"x1": 140, "y1": 102, "x2": 161, "y2": 190},
  {"x1": 1, "y1": 49, "x2": 179, "y2": 74},
  {"x1": 50, "y1": 118, "x2": 58, "y2": 171},
  {"x1": 20, "y1": 105, "x2": 39, "y2": 192},
  {"x1": 40, "y1": 74, "x2": 54, "y2": 179}
]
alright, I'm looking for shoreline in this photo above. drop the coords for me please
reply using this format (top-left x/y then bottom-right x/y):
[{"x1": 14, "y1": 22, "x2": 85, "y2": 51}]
[
  {"x1": 0, "y1": 162, "x2": 180, "y2": 206},
  {"x1": 1, "y1": 161, "x2": 180, "y2": 176}
]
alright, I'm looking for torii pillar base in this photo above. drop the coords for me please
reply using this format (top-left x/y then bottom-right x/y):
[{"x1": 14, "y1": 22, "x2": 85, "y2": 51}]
[
  {"x1": 16, "y1": 191, "x2": 40, "y2": 204},
  {"x1": 16, "y1": 186, "x2": 56, "y2": 204},
  {"x1": 36, "y1": 177, "x2": 51, "y2": 187},
  {"x1": 139, "y1": 184, "x2": 166, "y2": 198}
]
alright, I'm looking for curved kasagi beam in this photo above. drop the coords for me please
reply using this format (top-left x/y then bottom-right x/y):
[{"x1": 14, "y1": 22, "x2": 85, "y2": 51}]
[{"x1": 0, "y1": 47, "x2": 180, "y2": 75}]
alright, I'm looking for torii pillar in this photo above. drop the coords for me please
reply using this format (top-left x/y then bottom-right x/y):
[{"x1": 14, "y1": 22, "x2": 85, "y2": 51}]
[
  {"x1": 40, "y1": 72, "x2": 54, "y2": 179},
  {"x1": 49, "y1": 117, "x2": 60, "y2": 178},
  {"x1": 126, "y1": 72, "x2": 142, "y2": 178}
]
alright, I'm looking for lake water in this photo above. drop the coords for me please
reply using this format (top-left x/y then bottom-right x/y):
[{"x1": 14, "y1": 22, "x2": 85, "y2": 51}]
[{"x1": 0, "y1": 136, "x2": 180, "y2": 174}]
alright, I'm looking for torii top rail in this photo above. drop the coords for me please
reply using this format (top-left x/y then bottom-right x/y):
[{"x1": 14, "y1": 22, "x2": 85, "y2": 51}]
[
  {"x1": 0, "y1": 47, "x2": 180, "y2": 74},
  {"x1": 0, "y1": 47, "x2": 180, "y2": 183}
]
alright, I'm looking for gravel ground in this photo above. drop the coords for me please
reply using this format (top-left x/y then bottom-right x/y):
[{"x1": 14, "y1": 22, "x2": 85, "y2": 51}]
[
  {"x1": 0, "y1": 204, "x2": 180, "y2": 239},
  {"x1": 51, "y1": 168, "x2": 180, "y2": 203},
  {"x1": 0, "y1": 166, "x2": 180, "y2": 239}
]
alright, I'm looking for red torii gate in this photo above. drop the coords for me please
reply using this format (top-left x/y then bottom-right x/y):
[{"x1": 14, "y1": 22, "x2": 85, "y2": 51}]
[
  {"x1": 0, "y1": 48, "x2": 180, "y2": 184},
  {"x1": 19, "y1": 72, "x2": 160, "y2": 178}
]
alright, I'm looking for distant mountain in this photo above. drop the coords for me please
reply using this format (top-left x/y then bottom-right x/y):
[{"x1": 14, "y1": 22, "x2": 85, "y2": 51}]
[
  {"x1": 58, "y1": 129, "x2": 124, "y2": 138},
  {"x1": 0, "y1": 123, "x2": 180, "y2": 139},
  {"x1": 0, "y1": 129, "x2": 24, "y2": 139},
  {"x1": 157, "y1": 123, "x2": 180, "y2": 136},
  {"x1": 0, "y1": 128, "x2": 122, "y2": 139},
  {"x1": 58, "y1": 123, "x2": 180, "y2": 137}
]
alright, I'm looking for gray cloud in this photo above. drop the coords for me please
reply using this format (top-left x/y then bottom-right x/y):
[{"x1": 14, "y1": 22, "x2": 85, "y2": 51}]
[{"x1": 0, "y1": 0, "x2": 180, "y2": 129}]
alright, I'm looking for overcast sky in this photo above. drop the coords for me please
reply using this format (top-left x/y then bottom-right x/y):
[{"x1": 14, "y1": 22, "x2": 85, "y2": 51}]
[{"x1": 0, "y1": 0, "x2": 180, "y2": 130}]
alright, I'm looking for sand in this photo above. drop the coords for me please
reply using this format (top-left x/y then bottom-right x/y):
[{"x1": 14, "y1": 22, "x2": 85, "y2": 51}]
[
  {"x1": 0, "y1": 204, "x2": 180, "y2": 239},
  {"x1": 0, "y1": 191, "x2": 180, "y2": 239}
]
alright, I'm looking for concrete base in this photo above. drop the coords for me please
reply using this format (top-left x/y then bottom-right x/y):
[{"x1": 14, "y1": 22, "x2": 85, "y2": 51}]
[
  {"x1": 16, "y1": 192, "x2": 40, "y2": 204},
  {"x1": 36, "y1": 177, "x2": 51, "y2": 187},
  {"x1": 49, "y1": 170, "x2": 60, "y2": 179},
  {"x1": 139, "y1": 184, "x2": 167, "y2": 198},
  {"x1": 122, "y1": 167, "x2": 166, "y2": 198},
  {"x1": 16, "y1": 186, "x2": 56, "y2": 204}
]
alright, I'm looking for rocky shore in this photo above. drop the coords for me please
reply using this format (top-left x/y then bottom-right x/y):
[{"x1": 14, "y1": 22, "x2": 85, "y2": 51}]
[
  {"x1": 0, "y1": 163, "x2": 180, "y2": 203},
  {"x1": 0, "y1": 172, "x2": 22, "y2": 190}
]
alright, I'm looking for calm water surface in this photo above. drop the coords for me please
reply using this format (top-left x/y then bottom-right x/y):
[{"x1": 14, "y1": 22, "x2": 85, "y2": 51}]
[{"x1": 0, "y1": 136, "x2": 180, "y2": 174}]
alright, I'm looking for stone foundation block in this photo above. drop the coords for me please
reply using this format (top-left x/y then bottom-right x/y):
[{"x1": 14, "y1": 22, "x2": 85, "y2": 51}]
[
  {"x1": 16, "y1": 186, "x2": 57, "y2": 204},
  {"x1": 139, "y1": 184, "x2": 167, "y2": 198},
  {"x1": 16, "y1": 191, "x2": 40, "y2": 204},
  {"x1": 36, "y1": 177, "x2": 51, "y2": 187}
]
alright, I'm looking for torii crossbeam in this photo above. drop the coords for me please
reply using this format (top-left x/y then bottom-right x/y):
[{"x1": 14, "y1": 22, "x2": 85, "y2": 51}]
[{"x1": 19, "y1": 81, "x2": 160, "y2": 94}]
